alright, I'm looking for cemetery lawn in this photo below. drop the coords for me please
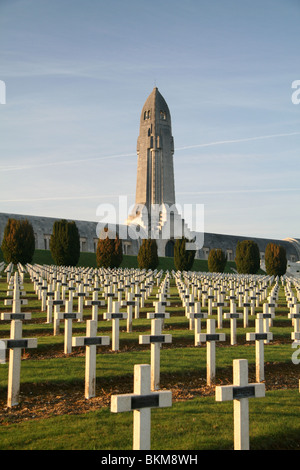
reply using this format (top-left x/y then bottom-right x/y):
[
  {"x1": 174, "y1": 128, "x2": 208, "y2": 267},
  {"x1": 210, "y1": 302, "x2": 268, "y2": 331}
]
[
  {"x1": 0, "y1": 274, "x2": 299, "y2": 450},
  {"x1": 0, "y1": 389, "x2": 299, "y2": 450}
]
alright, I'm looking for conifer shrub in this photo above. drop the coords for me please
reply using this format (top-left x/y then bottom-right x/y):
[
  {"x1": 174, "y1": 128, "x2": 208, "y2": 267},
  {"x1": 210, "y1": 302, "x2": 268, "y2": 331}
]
[
  {"x1": 50, "y1": 219, "x2": 80, "y2": 266},
  {"x1": 265, "y1": 242, "x2": 287, "y2": 276},
  {"x1": 1, "y1": 218, "x2": 35, "y2": 264},
  {"x1": 235, "y1": 240, "x2": 260, "y2": 274},
  {"x1": 96, "y1": 230, "x2": 123, "y2": 268},
  {"x1": 174, "y1": 237, "x2": 195, "y2": 271},
  {"x1": 137, "y1": 238, "x2": 158, "y2": 270},
  {"x1": 208, "y1": 248, "x2": 227, "y2": 273}
]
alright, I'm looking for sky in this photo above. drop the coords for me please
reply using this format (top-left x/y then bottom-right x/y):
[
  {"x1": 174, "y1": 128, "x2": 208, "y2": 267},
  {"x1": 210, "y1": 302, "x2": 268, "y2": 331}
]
[{"x1": 0, "y1": 0, "x2": 299, "y2": 241}]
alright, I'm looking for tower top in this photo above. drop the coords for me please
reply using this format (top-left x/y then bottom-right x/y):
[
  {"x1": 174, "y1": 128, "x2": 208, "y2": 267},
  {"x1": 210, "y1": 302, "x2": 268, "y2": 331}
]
[{"x1": 140, "y1": 87, "x2": 171, "y2": 130}]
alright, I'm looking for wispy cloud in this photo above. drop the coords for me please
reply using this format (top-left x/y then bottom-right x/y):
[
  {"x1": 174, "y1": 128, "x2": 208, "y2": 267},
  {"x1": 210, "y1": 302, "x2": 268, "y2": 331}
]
[
  {"x1": 175, "y1": 132, "x2": 300, "y2": 151},
  {"x1": 1, "y1": 132, "x2": 299, "y2": 173},
  {"x1": 0, "y1": 152, "x2": 136, "y2": 172}
]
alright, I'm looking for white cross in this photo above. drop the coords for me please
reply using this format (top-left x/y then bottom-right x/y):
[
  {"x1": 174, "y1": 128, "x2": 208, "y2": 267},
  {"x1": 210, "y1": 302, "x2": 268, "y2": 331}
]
[
  {"x1": 246, "y1": 317, "x2": 272, "y2": 382},
  {"x1": 103, "y1": 301, "x2": 127, "y2": 351},
  {"x1": 111, "y1": 364, "x2": 172, "y2": 450},
  {"x1": 187, "y1": 303, "x2": 207, "y2": 346},
  {"x1": 198, "y1": 319, "x2": 226, "y2": 385},
  {"x1": 53, "y1": 290, "x2": 65, "y2": 336},
  {"x1": 224, "y1": 302, "x2": 242, "y2": 345},
  {"x1": 1, "y1": 320, "x2": 37, "y2": 407},
  {"x1": 139, "y1": 313, "x2": 172, "y2": 390},
  {"x1": 72, "y1": 320, "x2": 109, "y2": 398},
  {"x1": 289, "y1": 304, "x2": 300, "y2": 343},
  {"x1": 212, "y1": 294, "x2": 227, "y2": 329},
  {"x1": 215, "y1": 359, "x2": 265, "y2": 450},
  {"x1": 121, "y1": 292, "x2": 136, "y2": 333},
  {"x1": 85, "y1": 290, "x2": 105, "y2": 321},
  {"x1": 58, "y1": 300, "x2": 80, "y2": 354}
]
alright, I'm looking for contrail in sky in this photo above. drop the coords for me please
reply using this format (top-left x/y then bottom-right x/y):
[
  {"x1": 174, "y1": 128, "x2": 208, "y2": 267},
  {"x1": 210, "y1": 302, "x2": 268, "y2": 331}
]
[
  {"x1": 0, "y1": 131, "x2": 299, "y2": 172},
  {"x1": 175, "y1": 132, "x2": 300, "y2": 151}
]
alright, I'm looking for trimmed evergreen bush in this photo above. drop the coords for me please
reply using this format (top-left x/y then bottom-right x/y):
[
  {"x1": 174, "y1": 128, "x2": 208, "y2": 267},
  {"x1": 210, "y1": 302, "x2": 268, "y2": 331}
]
[
  {"x1": 235, "y1": 240, "x2": 260, "y2": 274},
  {"x1": 137, "y1": 238, "x2": 158, "y2": 270},
  {"x1": 50, "y1": 219, "x2": 80, "y2": 266},
  {"x1": 174, "y1": 237, "x2": 195, "y2": 271},
  {"x1": 1, "y1": 218, "x2": 35, "y2": 264},
  {"x1": 96, "y1": 231, "x2": 123, "y2": 268},
  {"x1": 208, "y1": 248, "x2": 227, "y2": 273},
  {"x1": 265, "y1": 242, "x2": 287, "y2": 276}
]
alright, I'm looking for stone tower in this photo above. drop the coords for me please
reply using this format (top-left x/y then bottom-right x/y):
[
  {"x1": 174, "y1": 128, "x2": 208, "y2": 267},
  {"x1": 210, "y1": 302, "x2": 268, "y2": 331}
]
[
  {"x1": 135, "y1": 87, "x2": 175, "y2": 209},
  {"x1": 126, "y1": 87, "x2": 195, "y2": 255}
]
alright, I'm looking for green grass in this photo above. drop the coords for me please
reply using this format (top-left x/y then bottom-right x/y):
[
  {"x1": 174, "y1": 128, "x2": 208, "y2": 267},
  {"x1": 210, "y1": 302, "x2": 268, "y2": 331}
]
[
  {"x1": 0, "y1": 390, "x2": 299, "y2": 450},
  {"x1": 0, "y1": 273, "x2": 298, "y2": 450}
]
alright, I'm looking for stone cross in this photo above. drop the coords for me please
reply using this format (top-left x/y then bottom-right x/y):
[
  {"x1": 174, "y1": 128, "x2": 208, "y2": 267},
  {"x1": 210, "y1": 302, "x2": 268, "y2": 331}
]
[
  {"x1": 241, "y1": 294, "x2": 251, "y2": 328},
  {"x1": 215, "y1": 359, "x2": 265, "y2": 450},
  {"x1": 139, "y1": 313, "x2": 172, "y2": 390},
  {"x1": 257, "y1": 305, "x2": 275, "y2": 344},
  {"x1": 85, "y1": 290, "x2": 105, "y2": 321},
  {"x1": 224, "y1": 302, "x2": 242, "y2": 345},
  {"x1": 58, "y1": 300, "x2": 80, "y2": 354},
  {"x1": 72, "y1": 320, "x2": 110, "y2": 398},
  {"x1": 213, "y1": 294, "x2": 227, "y2": 329},
  {"x1": 111, "y1": 364, "x2": 172, "y2": 450},
  {"x1": 121, "y1": 292, "x2": 136, "y2": 333},
  {"x1": 76, "y1": 283, "x2": 86, "y2": 322},
  {"x1": 1, "y1": 320, "x2": 37, "y2": 407},
  {"x1": 53, "y1": 290, "x2": 65, "y2": 335},
  {"x1": 289, "y1": 304, "x2": 300, "y2": 343},
  {"x1": 246, "y1": 317, "x2": 272, "y2": 382},
  {"x1": 104, "y1": 285, "x2": 115, "y2": 313},
  {"x1": 45, "y1": 285, "x2": 55, "y2": 323},
  {"x1": 198, "y1": 319, "x2": 226, "y2": 385},
  {"x1": 187, "y1": 303, "x2": 207, "y2": 346},
  {"x1": 103, "y1": 301, "x2": 127, "y2": 351}
]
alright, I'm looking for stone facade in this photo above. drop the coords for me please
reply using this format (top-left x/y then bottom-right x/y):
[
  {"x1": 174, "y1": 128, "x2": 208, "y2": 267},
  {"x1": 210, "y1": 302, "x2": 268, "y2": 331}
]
[{"x1": 0, "y1": 211, "x2": 299, "y2": 264}]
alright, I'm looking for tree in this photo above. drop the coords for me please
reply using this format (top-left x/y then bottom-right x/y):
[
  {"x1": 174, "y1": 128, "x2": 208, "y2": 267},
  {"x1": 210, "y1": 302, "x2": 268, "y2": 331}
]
[
  {"x1": 208, "y1": 248, "x2": 227, "y2": 273},
  {"x1": 235, "y1": 240, "x2": 260, "y2": 274},
  {"x1": 265, "y1": 242, "x2": 287, "y2": 276},
  {"x1": 96, "y1": 230, "x2": 123, "y2": 268},
  {"x1": 1, "y1": 218, "x2": 35, "y2": 264},
  {"x1": 50, "y1": 219, "x2": 80, "y2": 266},
  {"x1": 174, "y1": 237, "x2": 195, "y2": 271},
  {"x1": 112, "y1": 233, "x2": 123, "y2": 268},
  {"x1": 137, "y1": 238, "x2": 158, "y2": 270}
]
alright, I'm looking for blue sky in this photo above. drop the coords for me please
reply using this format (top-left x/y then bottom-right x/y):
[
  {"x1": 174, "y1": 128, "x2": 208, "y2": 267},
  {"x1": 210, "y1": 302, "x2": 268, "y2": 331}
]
[{"x1": 0, "y1": 0, "x2": 299, "y2": 240}]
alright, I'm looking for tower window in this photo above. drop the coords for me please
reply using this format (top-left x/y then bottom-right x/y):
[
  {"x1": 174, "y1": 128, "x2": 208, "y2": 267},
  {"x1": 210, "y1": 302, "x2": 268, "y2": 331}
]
[
  {"x1": 160, "y1": 110, "x2": 167, "y2": 120},
  {"x1": 144, "y1": 110, "x2": 151, "y2": 120}
]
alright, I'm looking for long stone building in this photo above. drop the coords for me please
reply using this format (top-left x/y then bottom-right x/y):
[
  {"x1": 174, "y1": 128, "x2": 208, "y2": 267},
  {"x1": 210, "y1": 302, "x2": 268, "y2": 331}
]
[{"x1": 1, "y1": 87, "x2": 299, "y2": 268}]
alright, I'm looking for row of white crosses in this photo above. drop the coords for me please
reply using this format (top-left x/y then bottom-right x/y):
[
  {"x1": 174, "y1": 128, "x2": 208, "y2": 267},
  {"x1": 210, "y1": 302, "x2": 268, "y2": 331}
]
[
  {"x1": 0, "y1": 265, "x2": 293, "y2": 451},
  {"x1": 175, "y1": 271, "x2": 278, "y2": 384},
  {"x1": 0, "y1": 271, "x2": 38, "y2": 407}
]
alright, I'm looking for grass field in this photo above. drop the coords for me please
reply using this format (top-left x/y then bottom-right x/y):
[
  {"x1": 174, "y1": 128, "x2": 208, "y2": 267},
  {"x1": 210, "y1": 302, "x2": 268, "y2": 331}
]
[{"x1": 0, "y1": 262, "x2": 299, "y2": 451}]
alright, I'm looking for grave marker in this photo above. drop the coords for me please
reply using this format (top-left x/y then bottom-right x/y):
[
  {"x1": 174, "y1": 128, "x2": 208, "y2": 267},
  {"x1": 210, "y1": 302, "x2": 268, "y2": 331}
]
[
  {"x1": 1, "y1": 320, "x2": 37, "y2": 407},
  {"x1": 246, "y1": 317, "x2": 272, "y2": 382},
  {"x1": 111, "y1": 364, "x2": 172, "y2": 450},
  {"x1": 72, "y1": 320, "x2": 110, "y2": 398},
  {"x1": 215, "y1": 359, "x2": 265, "y2": 450},
  {"x1": 198, "y1": 319, "x2": 226, "y2": 385},
  {"x1": 139, "y1": 313, "x2": 172, "y2": 390}
]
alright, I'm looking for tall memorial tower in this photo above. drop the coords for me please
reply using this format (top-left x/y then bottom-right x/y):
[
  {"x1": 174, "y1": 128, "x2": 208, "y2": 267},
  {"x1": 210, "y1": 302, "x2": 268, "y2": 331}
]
[{"x1": 126, "y1": 87, "x2": 195, "y2": 256}]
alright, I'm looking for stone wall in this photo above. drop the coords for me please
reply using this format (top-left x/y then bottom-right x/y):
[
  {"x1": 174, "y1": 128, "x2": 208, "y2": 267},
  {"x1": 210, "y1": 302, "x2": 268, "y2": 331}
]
[{"x1": 0, "y1": 212, "x2": 299, "y2": 262}]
